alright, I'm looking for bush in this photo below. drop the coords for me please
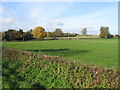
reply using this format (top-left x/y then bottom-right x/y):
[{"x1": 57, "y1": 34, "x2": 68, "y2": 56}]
[
  {"x1": 115, "y1": 35, "x2": 120, "y2": 38},
  {"x1": 108, "y1": 34, "x2": 114, "y2": 38}
]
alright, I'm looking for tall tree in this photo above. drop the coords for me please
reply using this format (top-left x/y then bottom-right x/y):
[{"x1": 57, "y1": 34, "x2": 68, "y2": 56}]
[
  {"x1": 23, "y1": 31, "x2": 33, "y2": 40},
  {"x1": 52, "y1": 28, "x2": 63, "y2": 37},
  {"x1": 81, "y1": 28, "x2": 87, "y2": 35},
  {"x1": 99, "y1": 26, "x2": 110, "y2": 38},
  {"x1": 6, "y1": 29, "x2": 16, "y2": 41},
  {"x1": 32, "y1": 26, "x2": 46, "y2": 40},
  {"x1": 19, "y1": 29, "x2": 24, "y2": 40}
]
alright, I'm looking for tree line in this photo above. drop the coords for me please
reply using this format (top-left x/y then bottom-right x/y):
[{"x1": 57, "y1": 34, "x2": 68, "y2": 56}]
[
  {"x1": 2, "y1": 26, "x2": 78, "y2": 41},
  {"x1": 2, "y1": 29, "x2": 33, "y2": 41},
  {"x1": 2, "y1": 26, "x2": 119, "y2": 41}
]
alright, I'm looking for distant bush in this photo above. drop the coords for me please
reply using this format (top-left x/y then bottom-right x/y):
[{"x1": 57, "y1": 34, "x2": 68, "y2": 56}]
[
  {"x1": 107, "y1": 34, "x2": 114, "y2": 38},
  {"x1": 115, "y1": 35, "x2": 120, "y2": 38}
]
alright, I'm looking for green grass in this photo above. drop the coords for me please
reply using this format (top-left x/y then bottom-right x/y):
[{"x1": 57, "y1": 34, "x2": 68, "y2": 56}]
[{"x1": 2, "y1": 38, "x2": 118, "y2": 68}]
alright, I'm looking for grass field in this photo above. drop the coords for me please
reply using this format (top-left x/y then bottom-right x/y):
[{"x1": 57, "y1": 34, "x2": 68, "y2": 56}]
[
  {"x1": 44, "y1": 35, "x2": 100, "y2": 40},
  {"x1": 2, "y1": 38, "x2": 118, "y2": 68}
]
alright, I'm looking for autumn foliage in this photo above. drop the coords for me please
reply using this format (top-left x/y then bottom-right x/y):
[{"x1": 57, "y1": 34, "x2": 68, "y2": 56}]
[{"x1": 32, "y1": 26, "x2": 46, "y2": 40}]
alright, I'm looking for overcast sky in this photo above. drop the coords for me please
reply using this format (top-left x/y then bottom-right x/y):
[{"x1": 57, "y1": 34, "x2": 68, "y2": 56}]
[{"x1": 0, "y1": 2, "x2": 118, "y2": 35}]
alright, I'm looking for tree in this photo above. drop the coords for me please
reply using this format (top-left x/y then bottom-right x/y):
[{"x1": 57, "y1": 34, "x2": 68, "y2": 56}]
[
  {"x1": 3, "y1": 29, "x2": 16, "y2": 41},
  {"x1": 32, "y1": 26, "x2": 46, "y2": 40},
  {"x1": 19, "y1": 29, "x2": 24, "y2": 40},
  {"x1": 23, "y1": 32, "x2": 33, "y2": 40},
  {"x1": 46, "y1": 32, "x2": 52, "y2": 37},
  {"x1": 52, "y1": 28, "x2": 63, "y2": 37},
  {"x1": 2, "y1": 32, "x2": 8, "y2": 41},
  {"x1": 99, "y1": 26, "x2": 111, "y2": 38},
  {"x1": 81, "y1": 28, "x2": 87, "y2": 35},
  {"x1": 2, "y1": 29, "x2": 33, "y2": 41},
  {"x1": 13, "y1": 31, "x2": 22, "y2": 40},
  {"x1": 2, "y1": 29, "x2": 20, "y2": 41},
  {"x1": 28, "y1": 29, "x2": 33, "y2": 33}
]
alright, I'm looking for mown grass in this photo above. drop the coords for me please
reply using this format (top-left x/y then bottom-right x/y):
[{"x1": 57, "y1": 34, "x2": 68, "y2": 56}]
[
  {"x1": 2, "y1": 47, "x2": 119, "y2": 88},
  {"x1": 57, "y1": 35, "x2": 99, "y2": 39},
  {"x1": 2, "y1": 38, "x2": 118, "y2": 68}
]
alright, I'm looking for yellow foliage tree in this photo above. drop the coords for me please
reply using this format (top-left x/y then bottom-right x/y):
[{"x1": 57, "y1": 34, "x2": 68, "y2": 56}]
[{"x1": 32, "y1": 26, "x2": 46, "y2": 40}]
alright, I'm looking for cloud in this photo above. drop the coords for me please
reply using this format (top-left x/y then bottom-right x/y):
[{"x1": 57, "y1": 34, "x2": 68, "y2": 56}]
[
  {"x1": 22, "y1": 2, "x2": 72, "y2": 20},
  {"x1": 56, "y1": 5, "x2": 118, "y2": 34},
  {"x1": 57, "y1": 23, "x2": 64, "y2": 26},
  {"x1": 1, "y1": 2, "x2": 72, "y2": 31},
  {"x1": 1, "y1": 2, "x2": 118, "y2": 35},
  {"x1": 0, "y1": 18, "x2": 15, "y2": 31},
  {"x1": 2, "y1": 18, "x2": 13, "y2": 24}
]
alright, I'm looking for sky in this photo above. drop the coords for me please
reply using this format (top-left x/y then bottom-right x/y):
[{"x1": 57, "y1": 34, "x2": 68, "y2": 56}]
[{"x1": 0, "y1": 2, "x2": 118, "y2": 35}]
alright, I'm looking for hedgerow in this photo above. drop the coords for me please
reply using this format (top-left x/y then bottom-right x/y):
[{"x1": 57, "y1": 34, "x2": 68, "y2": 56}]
[{"x1": 2, "y1": 47, "x2": 119, "y2": 88}]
